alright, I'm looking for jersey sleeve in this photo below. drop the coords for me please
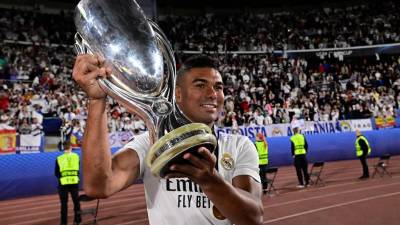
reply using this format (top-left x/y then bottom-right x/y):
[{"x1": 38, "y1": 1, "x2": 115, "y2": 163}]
[
  {"x1": 118, "y1": 132, "x2": 150, "y2": 178},
  {"x1": 233, "y1": 136, "x2": 261, "y2": 183}
]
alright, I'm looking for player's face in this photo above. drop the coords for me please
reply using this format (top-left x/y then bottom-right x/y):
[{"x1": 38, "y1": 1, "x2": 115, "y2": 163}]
[{"x1": 176, "y1": 67, "x2": 224, "y2": 127}]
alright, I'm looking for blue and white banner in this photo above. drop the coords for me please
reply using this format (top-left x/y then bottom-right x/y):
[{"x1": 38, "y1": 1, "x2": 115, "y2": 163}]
[
  {"x1": 265, "y1": 124, "x2": 289, "y2": 137},
  {"x1": 217, "y1": 121, "x2": 343, "y2": 140},
  {"x1": 16, "y1": 134, "x2": 43, "y2": 153},
  {"x1": 216, "y1": 125, "x2": 269, "y2": 141},
  {"x1": 339, "y1": 119, "x2": 373, "y2": 132},
  {"x1": 107, "y1": 119, "x2": 374, "y2": 147},
  {"x1": 301, "y1": 121, "x2": 343, "y2": 135},
  {"x1": 216, "y1": 119, "x2": 374, "y2": 140}
]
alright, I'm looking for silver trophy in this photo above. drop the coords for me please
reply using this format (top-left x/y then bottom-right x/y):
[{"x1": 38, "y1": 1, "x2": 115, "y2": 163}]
[{"x1": 74, "y1": 0, "x2": 217, "y2": 178}]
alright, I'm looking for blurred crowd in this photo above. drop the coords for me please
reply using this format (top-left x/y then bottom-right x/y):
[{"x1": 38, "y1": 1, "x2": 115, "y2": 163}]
[
  {"x1": 215, "y1": 54, "x2": 400, "y2": 128},
  {"x1": 0, "y1": 1, "x2": 400, "y2": 136},
  {"x1": 160, "y1": 1, "x2": 400, "y2": 51},
  {"x1": 1, "y1": 2, "x2": 399, "y2": 51}
]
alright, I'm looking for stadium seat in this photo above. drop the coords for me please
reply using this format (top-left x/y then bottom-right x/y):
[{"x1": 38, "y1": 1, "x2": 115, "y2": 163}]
[
  {"x1": 372, "y1": 154, "x2": 392, "y2": 178},
  {"x1": 265, "y1": 167, "x2": 278, "y2": 195},
  {"x1": 78, "y1": 194, "x2": 100, "y2": 225},
  {"x1": 309, "y1": 162, "x2": 325, "y2": 186}
]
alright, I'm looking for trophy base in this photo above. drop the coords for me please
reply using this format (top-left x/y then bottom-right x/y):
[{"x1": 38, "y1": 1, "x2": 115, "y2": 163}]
[
  {"x1": 146, "y1": 123, "x2": 217, "y2": 178},
  {"x1": 158, "y1": 142, "x2": 215, "y2": 178}
]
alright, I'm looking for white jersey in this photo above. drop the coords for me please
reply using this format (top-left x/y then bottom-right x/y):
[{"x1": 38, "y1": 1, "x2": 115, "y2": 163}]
[{"x1": 123, "y1": 132, "x2": 260, "y2": 225}]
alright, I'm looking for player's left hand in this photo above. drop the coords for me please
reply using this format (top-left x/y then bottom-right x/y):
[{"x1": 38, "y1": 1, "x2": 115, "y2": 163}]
[{"x1": 166, "y1": 147, "x2": 219, "y2": 186}]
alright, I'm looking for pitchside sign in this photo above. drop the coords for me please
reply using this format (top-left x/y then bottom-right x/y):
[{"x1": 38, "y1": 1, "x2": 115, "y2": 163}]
[
  {"x1": 216, "y1": 119, "x2": 373, "y2": 140},
  {"x1": 17, "y1": 134, "x2": 42, "y2": 153}
]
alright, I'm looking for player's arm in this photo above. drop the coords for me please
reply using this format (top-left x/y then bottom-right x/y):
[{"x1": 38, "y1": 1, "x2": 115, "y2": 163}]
[
  {"x1": 204, "y1": 172, "x2": 263, "y2": 225},
  {"x1": 167, "y1": 146, "x2": 264, "y2": 225},
  {"x1": 73, "y1": 54, "x2": 140, "y2": 198},
  {"x1": 81, "y1": 97, "x2": 141, "y2": 198}
]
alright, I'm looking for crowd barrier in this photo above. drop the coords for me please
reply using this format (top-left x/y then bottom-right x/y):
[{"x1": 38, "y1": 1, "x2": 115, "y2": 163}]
[
  {"x1": 0, "y1": 148, "x2": 119, "y2": 201},
  {"x1": 1, "y1": 129, "x2": 399, "y2": 200},
  {"x1": 266, "y1": 129, "x2": 400, "y2": 167}
]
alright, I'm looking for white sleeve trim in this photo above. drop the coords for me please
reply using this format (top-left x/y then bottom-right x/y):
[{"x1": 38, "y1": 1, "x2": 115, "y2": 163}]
[
  {"x1": 117, "y1": 132, "x2": 149, "y2": 178},
  {"x1": 233, "y1": 168, "x2": 261, "y2": 183}
]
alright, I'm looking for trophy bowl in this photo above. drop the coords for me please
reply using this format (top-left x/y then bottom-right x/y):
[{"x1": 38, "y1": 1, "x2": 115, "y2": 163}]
[{"x1": 74, "y1": 0, "x2": 217, "y2": 178}]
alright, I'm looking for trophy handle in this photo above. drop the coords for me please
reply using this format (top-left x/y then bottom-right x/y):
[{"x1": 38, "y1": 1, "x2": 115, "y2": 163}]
[
  {"x1": 74, "y1": 32, "x2": 157, "y2": 143},
  {"x1": 148, "y1": 19, "x2": 176, "y2": 107},
  {"x1": 74, "y1": 32, "x2": 94, "y2": 55}
]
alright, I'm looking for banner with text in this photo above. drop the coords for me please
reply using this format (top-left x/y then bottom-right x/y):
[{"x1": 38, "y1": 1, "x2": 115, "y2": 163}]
[
  {"x1": 339, "y1": 119, "x2": 373, "y2": 132},
  {"x1": 216, "y1": 119, "x2": 373, "y2": 140},
  {"x1": 17, "y1": 134, "x2": 43, "y2": 153},
  {"x1": 105, "y1": 120, "x2": 374, "y2": 148}
]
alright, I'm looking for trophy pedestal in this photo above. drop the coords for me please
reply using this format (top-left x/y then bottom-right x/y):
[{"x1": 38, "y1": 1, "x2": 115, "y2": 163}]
[
  {"x1": 158, "y1": 143, "x2": 215, "y2": 178},
  {"x1": 146, "y1": 123, "x2": 217, "y2": 178}
]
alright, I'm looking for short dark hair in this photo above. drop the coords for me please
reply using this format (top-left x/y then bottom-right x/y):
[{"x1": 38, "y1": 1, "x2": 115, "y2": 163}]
[
  {"x1": 62, "y1": 140, "x2": 71, "y2": 150},
  {"x1": 176, "y1": 55, "x2": 218, "y2": 84}
]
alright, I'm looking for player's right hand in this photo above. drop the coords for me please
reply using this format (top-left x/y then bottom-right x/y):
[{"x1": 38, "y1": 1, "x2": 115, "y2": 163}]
[{"x1": 72, "y1": 54, "x2": 111, "y2": 100}]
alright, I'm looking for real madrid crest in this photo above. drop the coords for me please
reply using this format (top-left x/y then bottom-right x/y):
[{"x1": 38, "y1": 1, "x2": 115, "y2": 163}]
[{"x1": 220, "y1": 152, "x2": 234, "y2": 170}]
